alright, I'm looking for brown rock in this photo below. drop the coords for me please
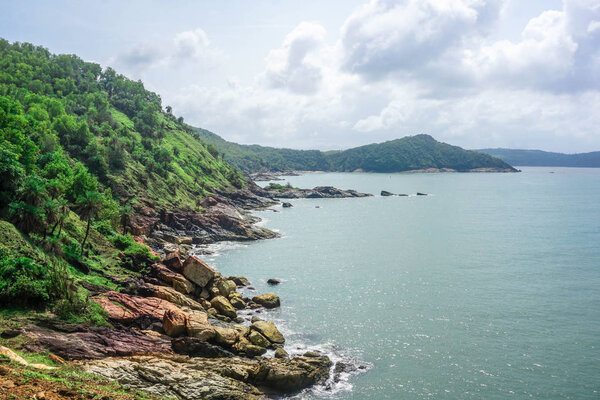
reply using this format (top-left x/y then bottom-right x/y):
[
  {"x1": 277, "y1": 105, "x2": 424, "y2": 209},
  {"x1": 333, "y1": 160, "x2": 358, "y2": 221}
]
[
  {"x1": 274, "y1": 348, "x2": 289, "y2": 359},
  {"x1": 149, "y1": 284, "x2": 204, "y2": 310},
  {"x1": 230, "y1": 296, "x2": 246, "y2": 310},
  {"x1": 163, "y1": 250, "x2": 183, "y2": 271},
  {"x1": 227, "y1": 276, "x2": 251, "y2": 287},
  {"x1": 185, "y1": 312, "x2": 215, "y2": 341},
  {"x1": 48, "y1": 353, "x2": 66, "y2": 365},
  {"x1": 182, "y1": 256, "x2": 216, "y2": 287},
  {"x1": 151, "y1": 263, "x2": 195, "y2": 294},
  {"x1": 163, "y1": 309, "x2": 187, "y2": 337},
  {"x1": 248, "y1": 330, "x2": 270, "y2": 348},
  {"x1": 232, "y1": 337, "x2": 267, "y2": 357}
]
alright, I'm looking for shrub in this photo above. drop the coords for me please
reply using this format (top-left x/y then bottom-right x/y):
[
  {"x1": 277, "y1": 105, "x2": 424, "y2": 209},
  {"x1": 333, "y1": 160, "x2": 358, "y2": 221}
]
[
  {"x1": 0, "y1": 255, "x2": 49, "y2": 306},
  {"x1": 111, "y1": 234, "x2": 158, "y2": 271}
]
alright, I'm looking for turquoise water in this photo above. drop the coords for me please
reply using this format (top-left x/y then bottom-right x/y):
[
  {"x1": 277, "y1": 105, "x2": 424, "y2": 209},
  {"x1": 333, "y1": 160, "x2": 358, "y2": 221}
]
[{"x1": 203, "y1": 168, "x2": 600, "y2": 399}]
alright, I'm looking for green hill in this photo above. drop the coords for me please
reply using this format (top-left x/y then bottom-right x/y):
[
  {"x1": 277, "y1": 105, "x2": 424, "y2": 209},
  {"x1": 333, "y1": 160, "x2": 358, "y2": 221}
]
[
  {"x1": 197, "y1": 129, "x2": 517, "y2": 173},
  {"x1": 477, "y1": 148, "x2": 600, "y2": 168},
  {"x1": 0, "y1": 39, "x2": 246, "y2": 316}
]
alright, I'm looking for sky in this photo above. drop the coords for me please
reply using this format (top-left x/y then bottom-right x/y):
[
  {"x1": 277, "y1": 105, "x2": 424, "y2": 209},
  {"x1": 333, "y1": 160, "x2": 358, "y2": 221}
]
[{"x1": 2, "y1": 0, "x2": 600, "y2": 153}]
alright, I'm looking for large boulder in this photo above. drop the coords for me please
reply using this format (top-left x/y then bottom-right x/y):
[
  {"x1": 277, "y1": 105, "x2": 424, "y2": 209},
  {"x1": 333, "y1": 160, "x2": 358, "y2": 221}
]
[
  {"x1": 256, "y1": 354, "x2": 332, "y2": 392},
  {"x1": 210, "y1": 296, "x2": 237, "y2": 319},
  {"x1": 182, "y1": 256, "x2": 216, "y2": 287},
  {"x1": 251, "y1": 321, "x2": 285, "y2": 344},
  {"x1": 171, "y1": 337, "x2": 235, "y2": 358},
  {"x1": 232, "y1": 337, "x2": 267, "y2": 357},
  {"x1": 252, "y1": 293, "x2": 281, "y2": 309},
  {"x1": 227, "y1": 276, "x2": 251, "y2": 287},
  {"x1": 162, "y1": 309, "x2": 187, "y2": 337},
  {"x1": 149, "y1": 284, "x2": 203, "y2": 310}
]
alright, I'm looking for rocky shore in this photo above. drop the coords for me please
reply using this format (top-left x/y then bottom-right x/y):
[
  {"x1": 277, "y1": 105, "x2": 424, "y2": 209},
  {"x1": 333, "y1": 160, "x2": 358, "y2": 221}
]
[
  {"x1": 264, "y1": 185, "x2": 372, "y2": 199},
  {"x1": 4, "y1": 252, "x2": 333, "y2": 399}
]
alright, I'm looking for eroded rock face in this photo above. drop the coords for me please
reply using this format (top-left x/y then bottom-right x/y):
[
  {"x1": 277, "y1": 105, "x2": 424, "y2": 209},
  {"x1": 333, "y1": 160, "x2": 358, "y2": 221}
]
[
  {"x1": 163, "y1": 309, "x2": 187, "y2": 337},
  {"x1": 183, "y1": 256, "x2": 216, "y2": 287},
  {"x1": 83, "y1": 353, "x2": 331, "y2": 399},
  {"x1": 149, "y1": 284, "x2": 204, "y2": 310},
  {"x1": 252, "y1": 293, "x2": 281, "y2": 309},
  {"x1": 163, "y1": 250, "x2": 183, "y2": 271},
  {"x1": 151, "y1": 263, "x2": 195, "y2": 294}
]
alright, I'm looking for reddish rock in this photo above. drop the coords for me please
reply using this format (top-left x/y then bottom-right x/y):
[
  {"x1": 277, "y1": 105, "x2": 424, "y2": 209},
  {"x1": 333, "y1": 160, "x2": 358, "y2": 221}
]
[
  {"x1": 93, "y1": 291, "x2": 183, "y2": 324},
  {"x1": 151, "y1": 263, "x2": 195, "y2": 294},
  {"x1": 163, "y1": 309, "x2": 187, "y2": 337}
]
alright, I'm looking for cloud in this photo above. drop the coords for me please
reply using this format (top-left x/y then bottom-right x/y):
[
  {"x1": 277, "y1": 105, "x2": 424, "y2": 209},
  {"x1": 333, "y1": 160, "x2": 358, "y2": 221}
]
[
  {"x1": 340, "y1": 0, "x2": 504, "y2": 79},
  {"x1": 111, "y1": 27, "x2": 221, "y2": 74},
  {"x1": 260, "y1": 22, "x2": 327, "y2": 94}
]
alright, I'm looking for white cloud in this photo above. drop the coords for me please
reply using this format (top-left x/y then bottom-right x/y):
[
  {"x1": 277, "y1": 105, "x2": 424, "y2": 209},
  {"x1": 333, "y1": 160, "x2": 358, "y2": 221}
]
[{"x1": 260, "y1": 22, "x2": 327, "y2": 94}]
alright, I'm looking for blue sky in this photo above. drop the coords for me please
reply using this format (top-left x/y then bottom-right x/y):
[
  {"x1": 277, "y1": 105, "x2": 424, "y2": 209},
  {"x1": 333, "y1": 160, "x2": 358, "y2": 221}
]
[{"x1": 2, "y1": 0, "x2": 599, "y2": 152}]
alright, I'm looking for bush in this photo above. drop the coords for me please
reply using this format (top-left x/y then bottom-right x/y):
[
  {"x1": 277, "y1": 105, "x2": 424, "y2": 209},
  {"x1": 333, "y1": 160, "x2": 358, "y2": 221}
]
[
  {"x1": 111, "y1": 234, "x2": 158, "y2": 271},
  {"x1": 0, "y1": 255, "x2": 49, "y2": 306}
]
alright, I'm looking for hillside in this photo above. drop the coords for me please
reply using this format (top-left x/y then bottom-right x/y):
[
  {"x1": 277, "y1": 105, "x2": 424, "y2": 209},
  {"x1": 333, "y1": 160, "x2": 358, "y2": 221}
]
[
  {"x1": 477, "y1": 148, "x2": 600, "y2": 168},
  {"x1": 197, "y1": 129, "x2": 517, "y2": 173}
]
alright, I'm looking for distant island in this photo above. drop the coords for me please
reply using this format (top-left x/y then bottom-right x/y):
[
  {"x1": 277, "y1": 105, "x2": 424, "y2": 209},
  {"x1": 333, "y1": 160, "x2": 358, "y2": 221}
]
[
  {"x1": 197, "y1": 129, "x2": 517, "y2": 173},
  {"x1": 477, "y1": 148, "x2": 600, "y2": 168}
]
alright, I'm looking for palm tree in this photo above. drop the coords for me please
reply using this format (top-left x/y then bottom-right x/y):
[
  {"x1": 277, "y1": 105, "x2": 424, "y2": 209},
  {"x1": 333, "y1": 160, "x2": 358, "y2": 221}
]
[
  {"x1": 76, "y1": 191, "x2": 104, "y2": 255},
  {"x1": 9, "y1": 176, "x2": 48, "y2": 234}
]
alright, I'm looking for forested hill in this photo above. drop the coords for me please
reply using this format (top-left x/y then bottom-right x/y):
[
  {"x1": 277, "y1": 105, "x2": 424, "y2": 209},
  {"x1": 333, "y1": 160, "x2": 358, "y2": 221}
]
[
  {"x1": 0, "y1": 39, "x2": 245, "y2": 216},
  {"x1": 477, "y1": 148, "x2": 600, "y2": 168},
  {"x1": 197, "y1": 129, "x2": 517, "y2": 173}
]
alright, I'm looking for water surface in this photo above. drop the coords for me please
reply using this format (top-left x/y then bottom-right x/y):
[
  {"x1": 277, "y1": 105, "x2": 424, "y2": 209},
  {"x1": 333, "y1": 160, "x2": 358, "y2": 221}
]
[{"x1": 204, "y1": 168, "x2": 600, "y2": 399}]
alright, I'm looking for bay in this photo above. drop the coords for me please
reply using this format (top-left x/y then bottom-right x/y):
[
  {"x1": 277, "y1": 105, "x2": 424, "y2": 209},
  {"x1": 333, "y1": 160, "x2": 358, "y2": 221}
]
[{"x1": 204, "y1": 167, "x2": 600, "y2": 399}]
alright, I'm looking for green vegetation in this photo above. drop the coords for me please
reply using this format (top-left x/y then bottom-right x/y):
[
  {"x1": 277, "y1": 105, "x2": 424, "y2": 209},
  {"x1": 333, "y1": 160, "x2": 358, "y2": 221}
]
[
  {"x1": 0, "y1": 39, "x2": 245, "y2": 324},
  {"x1": 477, "y1": 148, "x2": 600, "y2": 168},
  {"x1": 264, "y1": 182, "x2": 298, "y2": 191},
  {"x1": 197, "y1": 130, "x2": 516, "y2": 173}
]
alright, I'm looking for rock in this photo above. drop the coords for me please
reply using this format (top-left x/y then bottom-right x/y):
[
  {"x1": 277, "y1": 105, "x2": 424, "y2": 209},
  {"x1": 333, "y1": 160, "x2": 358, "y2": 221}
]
[
  {"x1": 84, "y1": 354, "x2": 330, "y2": 398},
  {"x1": 149, "y1": 284, "x2": 204, "y2": 310},
  {"x1": 48, "y1": 354, "x2": 66, "y2": 365},
  {"x1": 162, "y1": 309, "x2": 187, "y2": 337},
  {"x1": 207, "y1": 308, "x2": 218, "y2": 317},
  {"x1": 171, "y1": 337, "x2": 235, "y2": 358},
  {"x1": 274, "y1": 348, "x2": 289, "y2": 359},
  {"x1": 256, "y1": 355, "x2": 332, "y2": 392},
  {"x1": 251, "y1": 320, "x2": 285, "y2": 344},
  {"x1": 182, "y1": 256, "x2": 216, "y2": 287},
  {"x1": 185, "y1": 312, "x2": 215, "y2": 341},
  {"x1": 162, "y1": 250, "x2": 183, "y2": 271},
  {"x1": 92, "y1": 291, "x2": 184, "y2": 326},
  {"x1": 252, "y1": 293, "x2": 281, "y2": 309},
  {"x1": 217, "y1": 279, "x2": 237, "y2": 297},
  {"x1": 229, "y1": 296, "x2": 246, "y2": 310},
  {"x1": 212, "y1": 326, "x2": 239, "y2": 347},
  {"x1": 233, "y1": 337, "x2": 267, "y2": 357},
  {"x1": 150, "y1": 263, "x2": 195, "y2": 294},
  {"x1": 267, "y1": 278, "x2": 281, "y2": 285},
  {"x1": 210, "y1": 296, "x2": 237, "y2": 319},
  {"x1": 417, "y1": 192, "x2": 428, "y2": 196},
  {"x1": 282, "y1": 202, "x2": 293, "y2": 208},
  {"x1": 22, "y1": 323, "x2": 172, "y2": 360},
  {"x1": 247, "y1": 330, "x2": 270, "y2": 348},
  {"x1": 381, "y1": 190, "x2": 394, "y2": 196},
  {"x1": 227, "y1": 276, "x2": 251, "y2": 287}
]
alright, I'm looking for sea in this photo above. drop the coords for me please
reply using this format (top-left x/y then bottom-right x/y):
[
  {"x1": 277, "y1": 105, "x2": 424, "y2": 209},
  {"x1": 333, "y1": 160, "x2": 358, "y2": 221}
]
[{"x1": 200, "y1": 167, "x2": 600, "y2": 399}]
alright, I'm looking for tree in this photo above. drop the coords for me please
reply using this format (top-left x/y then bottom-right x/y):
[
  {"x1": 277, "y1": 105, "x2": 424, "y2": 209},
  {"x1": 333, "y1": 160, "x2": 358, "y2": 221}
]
[
  {"x1": 9, "y1": 175, "x2": 48, "y2": 234},
  {"x1": 76, "y1": 190, "x2": 103, "y2": 254}
]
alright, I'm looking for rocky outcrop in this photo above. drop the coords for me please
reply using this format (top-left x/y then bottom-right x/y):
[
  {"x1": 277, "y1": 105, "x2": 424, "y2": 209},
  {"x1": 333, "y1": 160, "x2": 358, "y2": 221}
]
[
  {"x1": 21, "y1": 323, "x2": 172, "y2": 360},
  {"x1": 266, "y1": 186, "x2": 372, "y2": 199},
  {"x1": 92, "y1": 291, "x2": 183, "y2": 326},
  {"x1": 83, "y1": 353, "x2": 331, "y2": 399},
  {"x1": 252, "y1": 293, "x2": 281, "y2": 309},
  {"x1": 251, "y1": 320, "x2": 285, "y2": 345},
  {"x1": 210, "y1": 296, "x2": 237, "y2": 319}
]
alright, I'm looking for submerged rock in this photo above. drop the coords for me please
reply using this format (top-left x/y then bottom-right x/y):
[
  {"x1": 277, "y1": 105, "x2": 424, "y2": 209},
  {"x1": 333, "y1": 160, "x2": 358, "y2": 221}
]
[
  {"x1": 267, "y1": 278, "x2": 281, "y2": 285},
  {"x1": 381, "y1": 190, "x2": 394, "y2": 196},
  {"x1": 282, "y1": 202, "x2": 293, "y2": 208}
]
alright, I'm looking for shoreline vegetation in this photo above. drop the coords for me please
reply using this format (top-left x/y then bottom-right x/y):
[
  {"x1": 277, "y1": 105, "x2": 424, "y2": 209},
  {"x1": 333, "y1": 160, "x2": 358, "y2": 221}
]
[{"x1": 0, "y1": 38, "x2": 511, "y2": 399}]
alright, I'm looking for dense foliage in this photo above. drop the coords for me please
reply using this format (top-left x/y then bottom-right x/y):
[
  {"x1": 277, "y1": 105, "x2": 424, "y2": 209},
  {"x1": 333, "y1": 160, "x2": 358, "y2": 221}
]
[
  {"x1": 478, "y1": 148, "x2": 600, "y2": 168},
  {"x1": 197, "y1": 130, "x2": 516, "y2": 173},
  {"x1": 0, "y1": 39, "x2": 243, "y2": 320}
]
